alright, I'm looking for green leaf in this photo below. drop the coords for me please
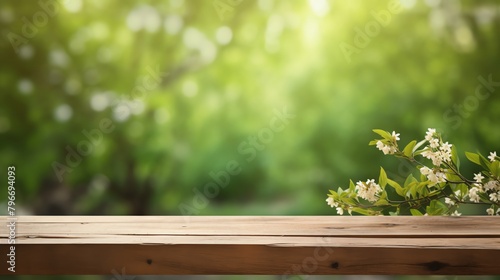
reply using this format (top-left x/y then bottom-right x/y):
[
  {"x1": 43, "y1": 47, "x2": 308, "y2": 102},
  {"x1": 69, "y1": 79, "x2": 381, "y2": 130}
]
[
  {"x1": 419, "y1": 170, "x2": 427, "y2": 182},
  {"x1": 406, "y1": 182, "x2": 418, "y2": 198},
  {"x1": 420, "y1": 184, "x2": 429, "y2": 196},
  {"x1": 465, "y1": 152, "x2": 480, "y2": 165},
  {"x1": 417, "y1": 181, "x2": 428, "y2": 188},
  {"x1": 413, "y1": 139, "x2": 427, "y2": 153},
  {"x1": 403, "y1": 140, "x2": 417, "y2": 158},
  {"x1": 351, "y1": 207, "x2": 371, "y2": 216},
  {"x1": 446, "y1": 173, "x2": 461, "y2": 183},
  {"x1": 404, "y1": 174, "x2": 417, "y2": 188},
  {"x1": 436, "y1": 200, "x2": 448, "y2": 214},
  {"x1": 451, "y1": 145, "x2": 460, "y2": 169},
  {"x1": 339, "y1": 190, "x2": 348, "y2": 198},
  {"x1": 457, "y1": 183, "x2": 468, "y2": 198},
  {"x1": 490, "y1": 161, "x2": 500, "y2": 177},
  {"x1": 413, "y1": 149, "x2": 427, "y2": 157},
  {"x1": 341, "y1": 197, "x2": 357, "y2": 206},
  {"x1": 337, "y1": 187, "x2": 344, "y2": 195},
  {"x1": 425, "y1": 203, "x2": 435, "y2": 215},
  {"x1": 387, "y1": 178, "x2": 405, "y2": 197},
  {"x1": 349, "y1": 191, "x2": 358, "y2": 199},
  {"x1": 368, "y1": 140, "x2": 379, "y2": 146},
  {"x1": 412, "y1": 181, "x2": 428, "y2": 198},
  {"x1": 372, "y1": 129, "x2": 392, "y2": 140},
  {"x1": 374, "y1": 198, "x2": 389, "y2": 206},
  {"x1": 349, "y1": 180, "x2": 356, "y2": 192},
  {"x1": 379, "y1": 191, "x2": 388, "y2": 200},
  {"x1": 379, "y1": 167, "x2": 388, "y2": 189},
  {"x1": 426, "y1": 200, "x2": 447, "y2": 215},
  {"x1": 410, "y1": 209, "x2": 423, "y2": 216},
  {"x1": 479, "y1": 154, "x2": 492, "y2": 171}
]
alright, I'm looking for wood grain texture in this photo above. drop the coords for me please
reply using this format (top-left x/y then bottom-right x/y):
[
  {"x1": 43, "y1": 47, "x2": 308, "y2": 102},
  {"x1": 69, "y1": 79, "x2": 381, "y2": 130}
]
[{"x1": 1, "y1": 216, "x2": 499, "y2": 275}]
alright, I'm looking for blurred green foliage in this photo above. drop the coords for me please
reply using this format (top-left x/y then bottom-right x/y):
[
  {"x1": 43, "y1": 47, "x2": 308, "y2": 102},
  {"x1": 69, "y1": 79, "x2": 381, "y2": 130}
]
[
  {"x1": 2, "y1": 2, "x2": 500, "y2": 280},
  {"x1": 0, "y1": 0, "x2": 499, "y2": 218}
]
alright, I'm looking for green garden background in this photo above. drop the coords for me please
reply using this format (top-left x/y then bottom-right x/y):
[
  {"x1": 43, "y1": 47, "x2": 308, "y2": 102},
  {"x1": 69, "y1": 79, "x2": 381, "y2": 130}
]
[{"x1": 1, "y1": 0, "x2": 499, "y2": 279}]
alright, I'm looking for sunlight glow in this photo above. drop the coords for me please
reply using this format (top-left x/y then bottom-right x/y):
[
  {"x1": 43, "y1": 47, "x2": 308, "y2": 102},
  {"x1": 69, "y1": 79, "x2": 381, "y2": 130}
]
[{"x1": 308, "y1": 0, "x2": 330, "y2": 17}]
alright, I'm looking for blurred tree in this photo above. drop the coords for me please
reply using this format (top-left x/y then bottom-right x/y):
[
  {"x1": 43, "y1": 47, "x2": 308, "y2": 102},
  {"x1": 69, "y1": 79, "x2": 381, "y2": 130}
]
[{"x1": 0, "y1": 0, "x2": 498, "y2": 216}]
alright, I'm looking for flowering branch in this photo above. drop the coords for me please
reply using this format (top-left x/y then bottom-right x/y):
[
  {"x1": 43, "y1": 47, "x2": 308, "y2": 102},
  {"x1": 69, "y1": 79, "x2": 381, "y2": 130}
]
[{"x1": 326, "y1": 128, "x2": 500, "y2": 216}]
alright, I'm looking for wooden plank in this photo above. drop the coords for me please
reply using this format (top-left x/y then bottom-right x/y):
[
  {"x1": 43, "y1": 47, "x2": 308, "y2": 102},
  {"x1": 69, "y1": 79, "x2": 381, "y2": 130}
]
[
  {"x1": 10, "y1": 216, "x2": 500, "y2": 236},
  {"x1": 6, "y1": 235, "x2": 500, "y2": 248},
  {"x1": 1, "y1": 216, "x2": 499, "y2": 275}
]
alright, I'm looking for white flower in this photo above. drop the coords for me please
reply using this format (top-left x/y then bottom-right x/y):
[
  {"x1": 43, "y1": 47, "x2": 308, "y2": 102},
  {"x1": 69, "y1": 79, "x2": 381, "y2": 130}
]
[
  {"x1": 484, "y1": 181, "x2": 500, "y2": 191},
  {"x1": 444, "y1": 197, "x2": 455, "y2": 206},
  {"x1": 440, "y1": 142, "x2": 452, "y2": 153},
  {"x1": 489, "y1": 192, "x2": 500, "y2": 202},
  {"x1": 420, "y1": 166, "x2": 446, "y2": 187},
  {"x1": 421, "y1": 148, "x2": 447, "y2": 166},
  {"x1": 376, "y1": 140, "x2": 396, "y2": 155},
  {"x1": 376, "y1": 140, "x2": 385, "y2": 150},
  {"x1": 421, "y1": 167, "x2": 438, "y2": 185},
  {"x1": 473, "y1": 173, "x2": 484, "y2": 183},
  {"x1": 326, "y1": 196, "x2": 338, "y2": 208},
  {"x1": 431, "y1": 154, "x2": 442, "y2": 166},
  {"x1": 429, "y1": 138, "x2": 439, "y2": 149},
  {"x1": 439, "y1": 150, "x2": 452, "y2": 164},
  {"x1": 451, "y1": 210, "x2": 461, "y2": 216},
  {"x1": 489, "y1": 151, "x2": 497, "y2": 162},
  {"x1": 355, "y1": 179, "x2": 382, "y2": 202},
  {"x1": 381, "y1": 145, "x2": 392, "y2": 155},
  {"x1": 436, "y1": 171, "x2": 447, "y2": 183},
  {"x1": 421, "y1": 149, "x2": 433, "y2": 159},
  {"x1": 425, "y1": 128, "x2": 436, "y2": 141},
  {"x1": 336, "y1": 207, "x2": 344, "y2": 215},
  {"x1": 420, "y1": 166, "x2": 432, "y2": 176},
  {"x1": 486, "y1": 208, "x2": 495, "y2": 216},
  {"x1": 391, "y1": 131, "x2": 400, "y2": 141},
  {"x1": 432, "y1": 156, "x2": 442, "y2": 166},
  {"x1": 468, "y1": 187, "x2": 480, "y2": 203},
  {"x1": 473, "y1": 182, "x2": 483, "y2": 190}
]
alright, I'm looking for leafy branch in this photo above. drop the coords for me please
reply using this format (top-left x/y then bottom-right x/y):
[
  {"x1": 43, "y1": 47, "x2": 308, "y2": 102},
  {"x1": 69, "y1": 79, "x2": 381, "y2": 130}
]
[{"x1": 326, "y1": 128, "x2": 500, "y2": 216}]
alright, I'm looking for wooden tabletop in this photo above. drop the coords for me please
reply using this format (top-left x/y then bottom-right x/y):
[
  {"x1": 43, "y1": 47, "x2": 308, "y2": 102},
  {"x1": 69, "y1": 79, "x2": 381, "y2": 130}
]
[{"x1": 1, "y1": 216, "x2": 499, "y2": 275}]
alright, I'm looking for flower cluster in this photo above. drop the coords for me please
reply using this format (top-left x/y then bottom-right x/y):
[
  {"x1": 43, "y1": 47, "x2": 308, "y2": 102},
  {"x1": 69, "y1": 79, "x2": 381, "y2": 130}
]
[
  {"x1": 421, "y1": 128, "x2": 452, "y2": 166},
  {"x1": 326, "y1": 196, "x2": 351, "y2": 215},
  {"x1": 419, "y1": 166, "x2": 446, "y2": 187},
  {"x1": 326, "y1": 128, "x2": 500, "y2": 216},
  {"x1": 467, "y1": 160, "x2": 500, "y2": 215},
  {"x1": 355, "y1": 179, "x2": 382, "y2": 202},
  {"x1": 375, "y1": 131, "x2": 400, "y2": 155}
]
